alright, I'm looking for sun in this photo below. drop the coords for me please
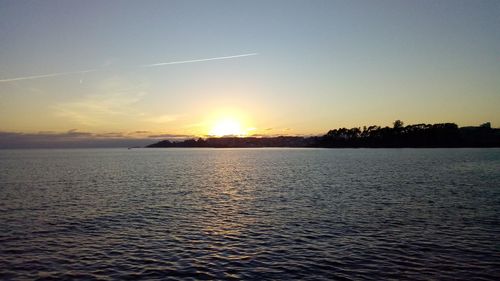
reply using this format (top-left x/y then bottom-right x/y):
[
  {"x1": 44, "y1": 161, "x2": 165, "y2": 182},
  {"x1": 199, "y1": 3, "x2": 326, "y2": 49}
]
[{"x1": 209, "y1": 118, "x2": 246, "y2": 137}]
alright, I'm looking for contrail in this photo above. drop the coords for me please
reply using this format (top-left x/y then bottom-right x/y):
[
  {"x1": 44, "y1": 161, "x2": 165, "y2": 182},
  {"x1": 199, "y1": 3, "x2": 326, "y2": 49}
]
[
  {"x1": 141, "y1": 53, "x2": 259, "y2": 67},
  {"x1": 0, "y1": 53, "x2": 259, "y2": 83},
  {"x1": 0, "y1": 69, "x2": 99, "y2": 83}
]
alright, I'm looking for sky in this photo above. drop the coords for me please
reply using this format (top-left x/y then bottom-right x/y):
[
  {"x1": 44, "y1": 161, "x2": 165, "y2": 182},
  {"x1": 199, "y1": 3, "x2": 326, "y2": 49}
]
[{"x1": 0, "y1": 0, "x2": 499, "y2": 147}]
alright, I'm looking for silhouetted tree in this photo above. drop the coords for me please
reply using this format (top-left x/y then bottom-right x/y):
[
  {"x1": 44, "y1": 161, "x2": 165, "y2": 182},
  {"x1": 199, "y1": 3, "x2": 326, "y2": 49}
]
[
  {"x1": 480, "y1": 122, "x2": 491, "y2": 129},
  {"x1": 393, "y1": 120, "x2": 404, "y2": 130},
  {"x1": 147, "y1": 121, "x2": 499, "y2": 148}
]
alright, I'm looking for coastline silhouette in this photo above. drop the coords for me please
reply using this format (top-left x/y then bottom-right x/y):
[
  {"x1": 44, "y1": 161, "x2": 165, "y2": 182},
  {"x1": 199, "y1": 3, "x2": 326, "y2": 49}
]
[{"x1": 147, "y1": 121, "x2": 500, "y2": 148}]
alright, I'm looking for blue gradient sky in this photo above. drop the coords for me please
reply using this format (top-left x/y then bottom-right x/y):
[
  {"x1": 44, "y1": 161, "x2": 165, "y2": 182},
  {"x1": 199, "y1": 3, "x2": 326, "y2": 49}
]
[{"x1": 1, "y1": 0, "x2": 499, "y2": 137}]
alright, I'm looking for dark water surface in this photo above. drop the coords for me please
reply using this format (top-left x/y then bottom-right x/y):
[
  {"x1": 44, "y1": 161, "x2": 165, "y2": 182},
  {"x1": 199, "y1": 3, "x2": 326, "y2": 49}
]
[{"x1": 1, "y1": 148, "x2": 499, "y2": 280}]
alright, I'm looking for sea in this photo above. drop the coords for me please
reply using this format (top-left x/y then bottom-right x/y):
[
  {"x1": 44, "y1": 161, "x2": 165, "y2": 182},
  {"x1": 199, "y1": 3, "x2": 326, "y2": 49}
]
[{"x1": 1, "y1": 148, "x2": 499, "y2": 280}]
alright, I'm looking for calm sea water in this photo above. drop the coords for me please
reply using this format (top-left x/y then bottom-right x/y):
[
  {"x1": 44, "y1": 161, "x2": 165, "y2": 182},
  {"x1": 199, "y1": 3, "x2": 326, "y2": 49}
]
[{"x1": 0, "y1": 148, "x2": 499, "y2": 280}]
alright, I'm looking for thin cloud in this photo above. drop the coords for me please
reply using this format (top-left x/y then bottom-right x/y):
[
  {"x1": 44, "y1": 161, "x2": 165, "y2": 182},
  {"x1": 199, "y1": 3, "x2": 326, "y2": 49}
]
[
  {"x1": 0, "y1": 130, "x2": 157, "y2": 148},
  {"x1": 0, "y1": 53, "x2": 259, "y2": 83},
  {"x1": 147, "y1": 133, "x2": 194, "y2": 139},
  {"x1": 141, "y1": 53, "x2": 259, "y2": 67},
  {"x1": 54, "y1": 92, "x2": 145, "y2": 126},
  {"x1": 95, "y1": 132, "x2": 125, "y2": 138},
  {"x1": 64, "y1": 129, "x2": 93, "y2": 137},
  {"x1": 53, "y1": 76, "x2": 148, "y2": 126},
  {"x1": 144, "y1": 114, "x2": 180, "y2": 124},
  {"x1": 0, "y1": 69, "x2": 98, "y2": 83}
]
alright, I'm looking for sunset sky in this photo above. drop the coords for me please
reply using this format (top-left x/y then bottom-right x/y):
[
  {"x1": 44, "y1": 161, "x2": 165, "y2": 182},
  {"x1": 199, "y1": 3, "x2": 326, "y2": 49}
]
[{"x1": 1, "y1": 0, "x2": 499, "y2": 146}]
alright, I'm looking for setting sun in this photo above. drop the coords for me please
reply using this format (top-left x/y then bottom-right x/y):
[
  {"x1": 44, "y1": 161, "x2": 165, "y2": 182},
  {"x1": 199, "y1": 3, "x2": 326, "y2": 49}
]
[{"x1": 209, "y1": 118, "x2": 246, "y2": 137}]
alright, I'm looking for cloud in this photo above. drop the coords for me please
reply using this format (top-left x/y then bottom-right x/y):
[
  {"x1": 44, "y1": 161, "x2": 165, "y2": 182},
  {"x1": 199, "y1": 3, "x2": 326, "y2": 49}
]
[
  {"x1": 144, "y1": 114, "x2": 180, "y2": 124},
  {"x1": 147, "y1": 133, "x2": 194, "y2": 139},
  {"x1": 141, "y1": 53, "x2": 259, "y2": 67},
  {"x1": 0, "y1": 129, "x2": 201, "y2": 148},
  {"x1": 0, "y1": 130, "x2": 152, "y2": 148},
  {"x1": 64, "y1": 129, "x2": 93, "y2": 137},
  {"x1": 94, "y1": 132, "x2": 125, "y2": 138},
  {"x1": 0, "y1": 69, "x2": 98, "y2": 83},
  {"x1": 51, "y1": 76, "x2": 183, "y2": 130},
  {"x1": 53, "y1": 76, "x2": 147, "y2": 126},
  {"x1": 0, "y1": 53, "x2": 259, "y2": 83},
  {"x1": 249, "y1": 133, "x2": 270, "y2": 137}
]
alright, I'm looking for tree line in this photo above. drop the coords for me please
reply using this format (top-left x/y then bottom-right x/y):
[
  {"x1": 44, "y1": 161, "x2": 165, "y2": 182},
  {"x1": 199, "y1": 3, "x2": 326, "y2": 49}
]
[
  {"x1": 147, "y1": 121, "x2": 499, "y2": 148},
  {"x1": 316, "y1": 121, "x2": 498, "y2": 147}
]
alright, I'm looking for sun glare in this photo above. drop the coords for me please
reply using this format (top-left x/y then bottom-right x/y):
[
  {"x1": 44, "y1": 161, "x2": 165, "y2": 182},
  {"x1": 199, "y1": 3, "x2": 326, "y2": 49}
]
[{"x1": 209, "y1": 119, "x2": 246, "y2": 137}]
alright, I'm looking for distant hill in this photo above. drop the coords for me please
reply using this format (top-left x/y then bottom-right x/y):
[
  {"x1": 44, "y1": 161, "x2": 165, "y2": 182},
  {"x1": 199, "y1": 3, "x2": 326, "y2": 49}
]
[
  {"x1": 147, "y1": 136, "x2": 314, "y2": 148},
  {"x1": 146, "y1": 121, "x2": 500, "y2": 148}
]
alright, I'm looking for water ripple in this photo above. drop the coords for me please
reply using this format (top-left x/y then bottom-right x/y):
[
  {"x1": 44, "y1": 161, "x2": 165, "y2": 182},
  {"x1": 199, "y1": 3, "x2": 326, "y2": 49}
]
[{"x1": 0, "y1": 148, "x2": 499, "y2": 280}]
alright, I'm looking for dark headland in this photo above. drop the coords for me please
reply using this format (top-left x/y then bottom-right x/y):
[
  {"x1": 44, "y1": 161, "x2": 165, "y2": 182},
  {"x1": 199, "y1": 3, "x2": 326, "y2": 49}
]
[{"x1": 147, "y1": 121, "x2": 500, "y2": 148}]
